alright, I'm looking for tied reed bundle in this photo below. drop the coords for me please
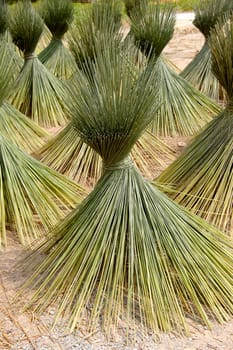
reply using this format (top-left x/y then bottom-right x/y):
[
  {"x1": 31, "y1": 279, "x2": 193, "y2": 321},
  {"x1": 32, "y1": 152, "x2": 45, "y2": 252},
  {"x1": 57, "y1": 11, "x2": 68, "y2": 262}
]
[
  {"x1": 181, "y1": 0, "x2": 233, "y2": 100},
  {"x1": 35, "y1": 2, "x2": 174, "y2": 187},
  {"x1": 38, "y1": 0, "x2": 77, "y2": 80},
  {"x1": 0, "y1": 24, "x2": 85, "y2": 247},
  {"x1": 129, "y1": 0, "x2": 221, "y2": 136},
  {"x1": 8, "y1": 0, "x2": 70, "y2": 127},
  {"x1": 157, "y1": 15, "x2": 233, "y2": 235},
  {"x1": 0, "y1": 40, "x2": 48, "y2": 153},
  {"x1": 19, "y1": 39, "x2": 233, "y2": 338},
  {"x1": 0, "y1": 0, "x2": 23, "y2": 76}
]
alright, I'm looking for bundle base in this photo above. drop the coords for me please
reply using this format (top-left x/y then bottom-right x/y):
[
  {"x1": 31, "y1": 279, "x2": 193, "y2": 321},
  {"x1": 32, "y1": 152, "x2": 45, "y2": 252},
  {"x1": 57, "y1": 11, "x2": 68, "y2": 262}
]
[{"x1": 20, "y1": 159, "x2": 233, "y2": 336}]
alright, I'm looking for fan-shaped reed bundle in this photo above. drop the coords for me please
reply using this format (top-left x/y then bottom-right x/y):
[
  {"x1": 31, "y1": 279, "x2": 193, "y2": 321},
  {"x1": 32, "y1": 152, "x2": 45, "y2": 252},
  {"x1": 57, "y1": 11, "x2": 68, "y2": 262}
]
[
  {"x1": 35, "y1": 3, "x2": 175, "y2": 186},
  {"x1": 157, "y1": 15, "x2": 233, "y2": 235},
  {"x1": 8, "y1": 0, "x2": 70, "y2": 127},
  {"x1": 129, "y1": 0, "x2": 221, "y2": 136},
  {"x1": 38, "y1": 0, "x2": 77, "y2": 79},
  {"x1": 0, "y1": 40, "x2": 48, "y2": 153},
  {"x1": 180, "y1": 0, "x2": 233, "y2": 100},
  {"x1": 0, "y1": 0, "x2": 23, "y2": 76},
  {"x1": 19, "y1": 38, "x2": 233, "y2": 338}
]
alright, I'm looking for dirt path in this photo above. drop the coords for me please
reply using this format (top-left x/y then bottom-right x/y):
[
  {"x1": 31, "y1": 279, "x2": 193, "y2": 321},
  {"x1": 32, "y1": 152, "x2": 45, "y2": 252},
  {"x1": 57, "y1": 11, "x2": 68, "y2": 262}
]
[
  {"x1": 164, "y1": 12, "x2": 205, "y2": 70},
  {"x1": 0, "y1": 15, "x2": 232, "y2": 350}
]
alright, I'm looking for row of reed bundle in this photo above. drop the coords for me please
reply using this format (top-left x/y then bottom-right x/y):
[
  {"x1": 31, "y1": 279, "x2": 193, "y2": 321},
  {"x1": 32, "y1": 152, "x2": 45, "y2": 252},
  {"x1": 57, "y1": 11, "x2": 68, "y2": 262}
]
[
  {"x1": 34, "y1": 1, "x2": 175, "y2": 187},
  {"x1": 33, "y1": 0, "x2": 222, "y2": 189},
  {"x1": 0, "y1": 0, "x2": 86, "y2": 247},
  {"x1": 0, "y1": 0, "x2": 231, "y2": 341}
]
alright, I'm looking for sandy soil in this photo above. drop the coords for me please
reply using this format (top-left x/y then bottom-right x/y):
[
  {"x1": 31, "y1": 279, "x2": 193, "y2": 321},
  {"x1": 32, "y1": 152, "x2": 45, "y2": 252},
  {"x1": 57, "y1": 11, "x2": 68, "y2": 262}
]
[
  {"x1": 0, "y1": 15, "x2": 232, "y2": 350},
  {"x1": 164, "y1": 12, "x2": 205, "y2": 70}
]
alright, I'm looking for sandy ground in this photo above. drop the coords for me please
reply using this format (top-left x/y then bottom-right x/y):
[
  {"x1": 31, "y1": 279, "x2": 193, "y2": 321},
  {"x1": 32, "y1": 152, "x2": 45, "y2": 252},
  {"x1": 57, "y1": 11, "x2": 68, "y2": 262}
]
[
  {"x1": 164, "y1": 12, "x2": 205, "y2": 70},
  {"x1": 0, "y1": 14, "x2": 232, "y2": 350}
]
